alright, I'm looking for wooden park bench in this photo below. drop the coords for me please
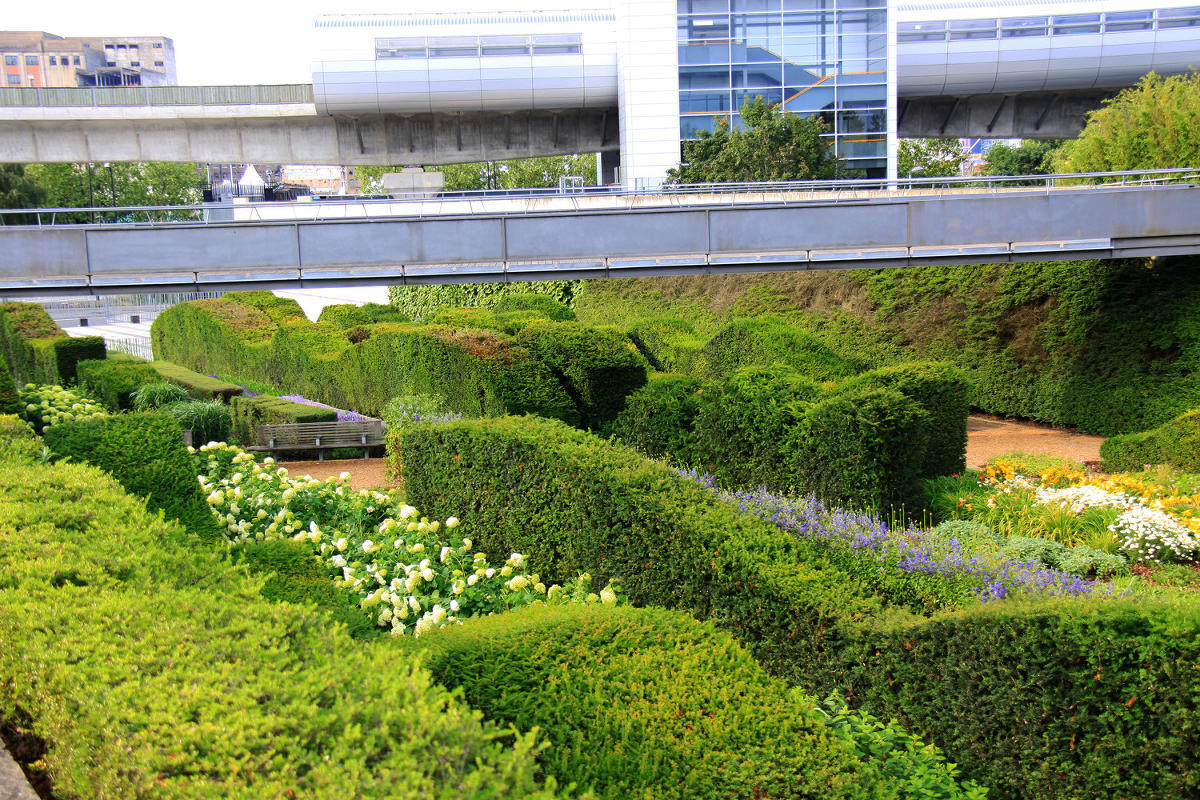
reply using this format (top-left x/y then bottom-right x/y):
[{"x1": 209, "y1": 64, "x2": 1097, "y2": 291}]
[{"x1": 248, "y1": 420, "x2": 385, "y2": 462}]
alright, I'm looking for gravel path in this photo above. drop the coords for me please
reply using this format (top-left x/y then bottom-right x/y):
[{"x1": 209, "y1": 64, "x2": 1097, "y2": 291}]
[{"x1": 281, "y1": 415, "x2": 1107, "y2": 489}]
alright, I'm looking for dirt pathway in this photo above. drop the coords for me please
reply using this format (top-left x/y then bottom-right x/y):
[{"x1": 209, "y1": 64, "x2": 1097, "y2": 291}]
[
  {"x1": 279, "y1": 415, "x2": 1107, "y2": 488},
  {"x1": 965, "y1": 414, "x2": 1105, "y2": 469}
]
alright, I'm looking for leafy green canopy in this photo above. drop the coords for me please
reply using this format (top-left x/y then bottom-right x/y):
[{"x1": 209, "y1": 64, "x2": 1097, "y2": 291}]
[
  {"x1": 1054, "y1": 72, "x2": 1200, "y2": 174},
  {"x1": 358, "y1": 154, "x2": 598, "y2": 194},
  {"x1": 982, "y1": 140, "x2": 1061, "y2": 178},
  {"x1": 896, "y1": 139, "x2": 968, "y2": 179},
  {"x1": 669, "y1": 97, "x2": 843, "y2": 183}
]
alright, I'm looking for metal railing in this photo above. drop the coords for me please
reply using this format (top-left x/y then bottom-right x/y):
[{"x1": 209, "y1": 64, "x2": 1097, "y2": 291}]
[
  {"x1": 0, "y1": 84, "x2": 313, "y2": 107},
  {"x1": 1, "y1": 168, "x2": 1197, "y2": 228}
]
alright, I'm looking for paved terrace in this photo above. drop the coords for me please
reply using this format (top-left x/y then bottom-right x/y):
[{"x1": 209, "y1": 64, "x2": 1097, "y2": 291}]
[{"x1": 1, "y1": 170, "x2": 1198, "y2": 297}]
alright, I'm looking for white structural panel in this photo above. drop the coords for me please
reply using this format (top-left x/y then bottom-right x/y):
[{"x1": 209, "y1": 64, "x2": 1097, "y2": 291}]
[
  {"x1": 897, "y1": 0, "x2": 1200, "y2": 96},
  {"x1": 312, "y1": 7, "x2": 619, "y2": 115}
]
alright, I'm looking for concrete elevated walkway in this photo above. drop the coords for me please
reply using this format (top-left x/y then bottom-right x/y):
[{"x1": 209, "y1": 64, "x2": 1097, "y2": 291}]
[{"x1": 2, "y1": 174, "x2": 1198, "y2": 296}]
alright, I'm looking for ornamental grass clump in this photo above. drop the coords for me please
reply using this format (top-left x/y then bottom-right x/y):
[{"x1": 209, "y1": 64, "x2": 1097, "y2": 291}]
[{"x1": 196, "y1": 442, "x2": 614, "y2": 635}]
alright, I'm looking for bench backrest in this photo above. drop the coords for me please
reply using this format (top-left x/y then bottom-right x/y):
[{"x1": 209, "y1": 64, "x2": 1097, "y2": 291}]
[{"x1": 255, "y1": 420, "x2": 384, "y2": 446}]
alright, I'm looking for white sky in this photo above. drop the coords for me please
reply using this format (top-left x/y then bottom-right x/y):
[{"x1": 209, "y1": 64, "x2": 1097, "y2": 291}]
[{"x1": 3, "y1": 0, "x2": 584, "y2": 85}]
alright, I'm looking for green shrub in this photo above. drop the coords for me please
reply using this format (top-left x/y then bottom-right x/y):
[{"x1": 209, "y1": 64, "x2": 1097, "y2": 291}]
[
  {"x1": 400, "y1": 415, "x2": 886, "y2": 676},
  {"x1": 999, "y1": 535, "x2": 1069, "y2": 569},
  {"x1": 42, "y1": 411, "x2": 224, "y2": 545},
  {"x1": 0, "y1": 413, "x2": 40, "y2": 462},
  {"x1": 151, "y1": 360, "x2": 244, "y2": 401},
  {"x1": 17, "y1": 383, "x2": 107, "y2": 433},
  {"x1": 402, "y1": 415, "x2": 1200, "y2": 800},
  {"x1": 360, "y1": 302, "x2": 412, "y2": 324},
  {"x1": 836, "y1": 362, "x2": 971, "y2": 477},
  {"x1": 317, "y1": 303, "x2": 375, "y2": 330},
  {"x1": 690, "y1": 364, "x2": 822, "y2": 490},
  {"x1": 515, "y1": 321, "x2": 648, "y2": 431},
  {"x1": 418, "y1": 603, "x2": 914, "y2": 800},
  {"x1": 0, "y1": 457, "x2": 558, "y2": 798},
  {"x1": 493, "y1": 293, "x2": 576, "y2": 321},
  {"x1": 626, "y1": 317, "x2": 707, "y2": 373},
  {"x1": 789, "y1": 387, "x2": 930, "y2": 512},
  {"x1": 609, "y1": 374, "x2": 709, "y2": 459},
  {"x1": 701, "y1": 315, "x2": 858, "y2": 381},
  {"x1": 1058, "y1": 544, "x2": 1127, "y2": 578},
  {"x1": 928, "y1": 520, "x2": 1004, "y2": 554},
  {"x1": 428, "y1": 307, "x2": 503, "y2": 330},
  {"x1": 0, "y1": 302, "x2": 104, "y2": 385},
  {"x1": 230, "y1": 394, "x2": 336, "y2": 443},
  {"x1": 76, "y1": 358, "x2": 162, "y2": 410},
  {"x1": 131, "y1": 381, "x2": 192, "y2": 410},
  {"x1": 164, "y1": 399, "x2": 233, "y2": 444},
  {"x1": 52, "y1": 337, "x2": 107, "y2": 386},
  {"x1": 1101, "y1": 408, "x2": 1200, "y2": 472},
  {"x1": 0, "y1": 358, "x2": 19, "y2": 415},
  {"x1": 389, "y1": 281, "x2": 579, "y2": 321}
]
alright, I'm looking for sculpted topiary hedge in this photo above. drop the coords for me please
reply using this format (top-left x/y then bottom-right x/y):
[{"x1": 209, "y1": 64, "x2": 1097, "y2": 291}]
[
  {"x1": 152, "y1": 292, "x2": 645, "y2": 429},
  {"x1": 0, "y1": 302, "x2": 105, "y2": 385}
]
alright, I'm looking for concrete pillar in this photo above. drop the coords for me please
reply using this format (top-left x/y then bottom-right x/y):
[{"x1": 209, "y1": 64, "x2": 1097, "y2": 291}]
[
  {"x1": 599, "y1": 149, "x2": 621, "y2": 185},
  {"x1": 614, "y1": 0, "x2": 680, "y2": 190}
]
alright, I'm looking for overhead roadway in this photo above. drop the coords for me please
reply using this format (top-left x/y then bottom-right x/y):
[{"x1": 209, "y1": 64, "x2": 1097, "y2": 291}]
[{"x1": 2, "y1": 174, "x2": 1199, "y2": 297}]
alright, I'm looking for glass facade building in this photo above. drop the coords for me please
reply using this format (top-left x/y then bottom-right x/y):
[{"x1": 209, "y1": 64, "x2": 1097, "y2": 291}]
[{"x1": 677, "y1": 0, "x2": 888, "y2": 175}]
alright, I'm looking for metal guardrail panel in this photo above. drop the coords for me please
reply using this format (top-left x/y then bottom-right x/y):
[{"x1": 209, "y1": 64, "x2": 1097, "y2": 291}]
[
  {"x1": 0, "y1": 84, "x2": 313, "y2": 108},
  {"x1": 298, "y1": 218, "x2": 506, "y2": 266},
  {"x1": 506, "y1": 211, "x2": 708, "y2": 260},
  {"x1": 709, "y1": 204, "x2": 909, "y2": 252},
  {"x1": 0, "y1": 229, "x2": 88, "y2": 277},
  {"x1": 86, "y1": 226, "x2": 300, "y2": 271}
]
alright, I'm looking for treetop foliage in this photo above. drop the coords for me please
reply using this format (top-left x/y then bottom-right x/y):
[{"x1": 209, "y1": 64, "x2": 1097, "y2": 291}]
[
  {"x1": 1054, "y1": 71, "x2": 1200, "y2": 174},
  {"x1": 981, "y1": 139, "x2": 1060, "y2": 178},
  {"x1": 669, "y1": 96, "x2": 843, "y2": 184},
  {"x1": 896, "y1": 138, "x2": 968, "y2": 179}
]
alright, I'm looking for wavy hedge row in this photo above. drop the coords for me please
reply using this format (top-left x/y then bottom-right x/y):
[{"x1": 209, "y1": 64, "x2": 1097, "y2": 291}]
[
  {"x1": 0, "y1": 421, "x2": 559, "y2": 799},
  {"x1": 151, "y1": 292, "x2": 645, "y2": 428},
  {"x1": 1100, "y1": 407, "x2": 1200, "y2": 472},
  {"x1": 399, "y1": 416, "x2": 1200, "y2": 800},
  {"x1": 416, "y1": 603, "x2": 984, "y2": 800},
  {"x1": 0, "y1": 302, "x2": 104, "y2": 386}
]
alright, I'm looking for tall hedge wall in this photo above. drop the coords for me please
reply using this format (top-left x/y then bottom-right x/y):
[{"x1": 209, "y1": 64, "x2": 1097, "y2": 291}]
[
  {"x1": 230, "y1": 394, "x2": 338, "y2": 443},
  {"x1": 0, "y1": 436, "x2": 559, "y2": 798},
  {"x1": 701, "y1": 314, "x2": 860, "y2": 381},
  {"x1": 152, "y1": 292, "x2": 643, "y2": 428},
  {"x1": 399, "y1": 416, "x2": 1200, "y2": 800},
  {"x1": 76, "y1": 358, "x2": 163, "y2": 410},
  {"x1": 0, "y1": 302, "x2": 105, "y2": 385},
  {"x1": 0, "y1": 358, "x2": 19, "y2": 415}
]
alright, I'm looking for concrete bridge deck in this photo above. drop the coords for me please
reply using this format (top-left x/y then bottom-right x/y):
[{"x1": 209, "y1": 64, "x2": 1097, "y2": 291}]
[{"x1": 1, "y1": 172, "x2": 1197, "y2": 297}]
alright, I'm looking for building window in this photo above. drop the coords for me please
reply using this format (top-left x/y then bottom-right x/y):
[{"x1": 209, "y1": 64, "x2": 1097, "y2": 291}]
[
  {"x1": 25, "y1": 55, "x2": 38, "y2": 66},
  {"x1": 48, "y1": 55, "x2": 57, "y2": 66},
  {"x1": 6, "y1": 74, "x2": 19, "y2": 85},
  {"x1": 153, "y1": 42, "x2": 163, "y2": 48},
  {"x1": 154, "y1": 60, "x2": 164, "y2": 67},
  {"x1": 130, "y1": 61, "x2": 141, "y2": 66},
  {"x1": 3, "y1": 55, "x2": 15, "y2": 66},
  {"x1": 73, "y1": 55, "x2": 80, "y2": 66}
]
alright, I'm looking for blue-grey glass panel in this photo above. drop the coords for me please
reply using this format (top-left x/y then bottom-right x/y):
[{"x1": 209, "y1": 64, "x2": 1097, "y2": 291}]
[
  {"x1": 733, "y1": 0, "x2": 779, "y2": 11},
  {"x1": 782, "y1": 11, "x2": 835, "y2": 37},
  {"x1": 731, "y1": 41, "x2": 785, "y2": 62},
  {"x1": 681, "y1": 90, "x2": 733, "y2": 111},
  {"x1": 680, "y1": 64, "x2": 732, "y2": 89},
  {"x1": 680, "y1": 42, "x2": 733, "y2": 64},
  {"x1": 782, "y1": 59, "x2": 827, "y2": 84},
  {"x1": 734, "y1": 87, "x2": 784, "y2": 106},
  {"x1": 782, "y1": 0, "x2": 833, "y2": 10},
  {"x1": 949, "y1": 19, "x2": 997, "y2": 39},
  {"x1": 783, "y1": 85, "x2": 834, "y2": 110},
  {"x1": 836, "y1": 138, "x2": 885, "y2": 159},
  {"x1": 838, "y1": 9, "x2": 885, "y2": 33},
  {"x1": 836, "y1": 108, "x2": 885, "y2": 133},
  {"x1": 781, "y1": 37, "x2": 837, "y2": 64},
  {"x1": 681, "y1": 16, "x2": 732, "y2": 39},
  {"x1": 679, "y1": 0, "x2": 732, "y2": 13},
  {"x1": 732, "y1": 12, "x2": 781, "y2": 43},
  {"x1": 836, "y1": 84, "x2": 886, "y2": 103},
  {"x1": 1158, "y1": 5, "x2": 1200, "y2": 23},
  {"x1": 680, "y1": 113, "x2": 730, "y2": 138},
  {"x1": 1104, "y1": 10, "x2": 1153, "y2": 30},
  {"x1": 732, "y1": 62, "x2": 784, "y2": 86},
  {"x1": 897, "y1": 21, "x2": 947, "y2": 42},
  {"x1": 1000, "y1": 17, "x2": 1048, "y2": 36},
  {"x1": 1158, "y1": 15, "x2": 1200, "y2": 27}
]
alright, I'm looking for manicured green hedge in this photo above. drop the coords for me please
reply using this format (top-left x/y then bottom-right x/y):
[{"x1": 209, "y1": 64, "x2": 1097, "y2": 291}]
[
  {"x1": 153, "y1": 292, "x2": 641, "y2": 425},
  {"x1": 626, "y1": 317, "x2": 707, "y2": 373},
  {"x1": 76, "y1": 358, "x2": 162, "y2": 410},
  {"x1": 492, "y1": 293, "x2": 575, "y2": 320},
  {"x1": 515, "y1": 321, "x2": 648, "y2": 431},
  {"x1": 834, "y1": 362, "x2": 971, "y2": 478},
  {"x1": 42, "y1": 411, "x2": 224, "y2": 545},
  {"x1": 1100, "y1": 407, "x2": 1200, "y2": 472},
  {"x1": 0, "y1": 413, "x2": 39, "y2": 462},
  {"x1": 417, "y1": 603, "x2": 909, "y2": 800},
  {"x1": 230, "y1": 394, "x2": 337, "y2": 443},
  {"x1": 701, "y1": 315, "x2": 859, "y2": 381},
  {"x1": 0, "y1": 358, "x2": 19, "y2": 415},
  {"x1": 151, "y1": 360, "x2": 243, "y2": 401},
  {"x1": 791, "y1": 388, "x2": 930, "y2": 512},
  {"x1": 690, "y1": 364, "x2": 822, "y2": 491},
  {"x1": 317, "y1": 303, "x2": 375, "y2": 329},
  {"x1": 609, "y1": 374, "x2": 710, "y2": 459},
  {"x1": 0, "y1": 302, "x2": 104, "y2": 385},
  {"x1": 0, "y1": 448, "x2": 558, "y2": 798},
  {"x1": 401, "y1": 416, "x2": 1200, "y2": 800},
  {"x1": 400, "y1": 415, "x2": 886, "y2": 672},
  {"x1": 389, "y1": 281, "x2": 579, "y2": 322}
]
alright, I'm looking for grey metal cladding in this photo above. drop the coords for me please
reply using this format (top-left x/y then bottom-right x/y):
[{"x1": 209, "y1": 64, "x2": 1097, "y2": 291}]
[
  {"x1": 297, "y1": 218, "x2": 506, "y2": 266},
  {"x1": 86, "y1": 225, "x2": 299, "y2": 272},
  {"x1": 709, "y1": 204, "x2": 908, "y2": 252},
  {"x1": 505, "y1": 211, "x2": 708, "y2": 260},
  {"x1": 0, "y1": 229, "x2": 88, "y2": 278}
]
